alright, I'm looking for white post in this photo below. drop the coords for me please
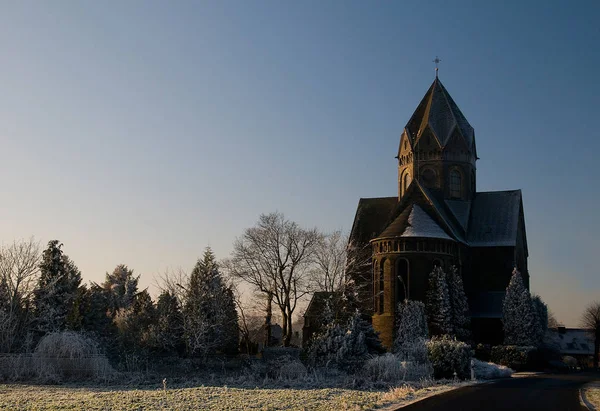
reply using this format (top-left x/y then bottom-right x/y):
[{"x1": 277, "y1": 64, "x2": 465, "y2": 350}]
[{"x1": 471, "y1": 358, "x2": 475, "y2": 380}]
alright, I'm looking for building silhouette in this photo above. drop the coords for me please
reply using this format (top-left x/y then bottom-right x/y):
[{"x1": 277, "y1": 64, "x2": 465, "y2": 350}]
[{"x1": 304, "y1": 76, "x2": 529, "y2": 348}]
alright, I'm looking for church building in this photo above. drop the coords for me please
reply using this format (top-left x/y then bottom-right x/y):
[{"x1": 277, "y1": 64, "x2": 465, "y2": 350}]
[{"x1": 304, "y1": 75, "x2": 529, "y2": 348}]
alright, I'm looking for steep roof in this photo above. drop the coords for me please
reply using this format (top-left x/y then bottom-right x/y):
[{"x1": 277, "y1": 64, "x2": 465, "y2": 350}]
[
  {"x1": 546, "y1": 328, "x2": 596, "y2": 356},
  {"x1": 304, "y1": 291, "x2": 342, "y2": 318},
  {"x1": 349, "y1": 197, "x2": 398, "y2": 244},
  {"x1": 468, "y1": 190, "x2": 523, "y2": 247},
  {"x1": 404, "y1": 78, "x2": 475, "y2": 150},
  {"x1": 378, "y1": 204, "x2": 453, "y2": 240},
  {"x1": 349, "y1": 188, "x2": 525, "y2": 249}
]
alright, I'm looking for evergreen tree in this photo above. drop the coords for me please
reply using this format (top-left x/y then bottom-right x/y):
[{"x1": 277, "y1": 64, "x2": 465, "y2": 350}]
[
  {"x1": 446, "y1": 265, "x2": 471, "y2": 342},
  {"x1": 114, "y1": 289, "x2": 156, "y2": 354},
  {"x1": 502, "y1": 268, "x2": 542, "y2": 346},
  {"x1": 426, "y1": 266, "x2": 453, "y2": 336},
  {"x1": 151, "y1": 290, "x2": 184, "y2": 355},
  {"x1": 102, "y1": 265, "x2": 139, "y2": 314},
  {"x1": 393, "y1": 300, "x2": 428, "y2": 361},
  {"x1": 183, "y1": 248, "x2": 239, "y2": 357},
  {"x1": 33, "y1": 240, "x2": 82, "y2": 335},
  {"x1": 0, "y1": 278, "x2": 15, "y2": 352},
  {"x1": 531, "y1": 294, "x2": 548, "y2": 345}
]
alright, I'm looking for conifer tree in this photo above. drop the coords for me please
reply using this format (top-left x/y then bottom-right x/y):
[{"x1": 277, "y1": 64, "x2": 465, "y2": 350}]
[
  {"x1": 33, "y1": 240, "x2": 82, "y2": 335},
  {"x1": 114, "y1": 289, "x2": 157, "y2": 354},
  {"x1": 151, "y1": 290, "x2": 184, "y2": 355},
  {"x1": 102, "y1": 265, "x2": 139, "y2": 314},
  {"x1": 502, "y1": 268, "x2": 541, "y2": 346},
  {"x1": 426, "y1": 266, "x2": 453, "y2": 336},
  {"x1": 393, "y1": 300, "x2": 428, "y2": 361},
  {"x1": 447, "y1": 265, "x2": 471, "y2": 341},
  {"x1": 183, "y1": 248, "x2": 239, "y2": 357},
  {"x1": 531, "y1": 294, "x2": 548, "y2": 344}
]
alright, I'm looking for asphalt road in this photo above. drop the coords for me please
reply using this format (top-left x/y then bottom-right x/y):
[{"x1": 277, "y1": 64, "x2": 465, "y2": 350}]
[{"x1": 398, "y1": 373, "x2": 599, "y2": 411}]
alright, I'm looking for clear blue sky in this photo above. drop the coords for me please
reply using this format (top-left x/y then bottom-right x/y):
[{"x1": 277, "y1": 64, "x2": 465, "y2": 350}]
[{"x1": 1, "y1": 1, "x2": 598, "y2": 326}]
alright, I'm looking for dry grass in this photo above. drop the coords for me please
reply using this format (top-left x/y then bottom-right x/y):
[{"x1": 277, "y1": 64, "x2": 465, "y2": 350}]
[
  {"x1": 0, "y1": 380, "x2": 464, "y2": 410},
  {"x1": 584, "y1": 383, "x2": 600, "y2": 410}
]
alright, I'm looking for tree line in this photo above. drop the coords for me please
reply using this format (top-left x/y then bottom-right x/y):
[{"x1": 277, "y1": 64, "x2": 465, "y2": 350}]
[{"x1": 0, "y1": 212, "x2": 347, "y2": 362}]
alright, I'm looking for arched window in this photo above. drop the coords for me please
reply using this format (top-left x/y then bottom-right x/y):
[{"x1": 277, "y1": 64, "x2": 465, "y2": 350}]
[
  {"x1": 396, "y1": 259, "x2": 409, "y2": 303},
  {"x1": 379, "y1": 259, "x2": 385, "y2": 314},
  {"x1": 403, "y1": 172, "x2": 412, "y2": 195},
  {"x1": 373, "y1": 260, "x2": 378, "y2": 312},
  {"x1": 450, "y1": 169, "x2": 462, "y2": 199}
]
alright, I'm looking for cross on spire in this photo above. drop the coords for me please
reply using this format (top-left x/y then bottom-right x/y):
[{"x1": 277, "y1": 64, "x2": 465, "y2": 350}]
[{"x1": 433, "y1": 56, "x2": 441, "y2": 78}]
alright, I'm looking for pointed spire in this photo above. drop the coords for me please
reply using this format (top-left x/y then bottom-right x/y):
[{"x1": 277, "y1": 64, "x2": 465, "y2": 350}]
[{"x1": 403, "y1": 77, "x2": 474, "y2": 149}]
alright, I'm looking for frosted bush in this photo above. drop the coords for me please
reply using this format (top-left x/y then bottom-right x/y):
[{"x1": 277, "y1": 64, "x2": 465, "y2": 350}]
[
  {"x1": 35, "y1": 331, "x2": 99, "y2": 358},
  {"x1": 396, "y1": 338, "x2": 429, "y2": 364},
  {"x1": 426, "y1": 335, "x2": 472, "y2": 380},
  {"x1": 33, "y1": 331, "x2": 114, "y2": 381},
  {"x1": 363, "y1": 354, "x2": 433, "y2": 384},
  {"x1": 472, "y1": 359, "x2": 513, "y2": 379},
  {"x1": 276, "y1": 359, "x2": 308, "y2": 381},
  {"x1": 363, "y1": 354, "x2": 405, "y2": 383}
]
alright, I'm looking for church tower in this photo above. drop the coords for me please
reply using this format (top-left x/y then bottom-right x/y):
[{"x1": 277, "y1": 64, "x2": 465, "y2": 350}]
[
  {"x1": 304, "y1": 71, "x2": 529, "y2": 349},
  {"x1": 397, "y1": 77, "x2": 477, "y2": 202}
]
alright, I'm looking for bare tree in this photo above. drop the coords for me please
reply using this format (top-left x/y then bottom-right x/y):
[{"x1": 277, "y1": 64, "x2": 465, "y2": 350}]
[
  {"x1": 228, "y1": 212, "x2": 320, "y2": 346},
  {"x1": 547, "y1": 309, "x2": 561, "y2": 329},
  {"x1": 581, "y1": 301, "x2": 600, "y2": 370},
  {"x1": 0, "y1": 238, "x2": 41, "y2": 352},
  {"x1": 153, "y1": 266, "x2": 189, "y2": 306},
  {"x1": 310, "y1": 230, "x2": 347, "y2": 293},
  {"x1": 344, "y1": 238, "x2": 375, "y2": 314}
]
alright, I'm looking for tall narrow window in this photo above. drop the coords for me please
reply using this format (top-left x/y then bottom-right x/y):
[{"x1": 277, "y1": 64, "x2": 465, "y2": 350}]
[
  {"x1": 379, "y1": 259, "x2": 385, "y2": 314},
  {"x1": 403, "y1": 172, "x2": 411, "y2": 195},
  {"x1": 396, "y1": 259, "x2": 409, "y2": 303},
  {"x1": 450, "y1": 170, "x2": 462, "y2": 198},
  {"x1": 373, "y1": 260, "x2": 378, "y2": 313}
]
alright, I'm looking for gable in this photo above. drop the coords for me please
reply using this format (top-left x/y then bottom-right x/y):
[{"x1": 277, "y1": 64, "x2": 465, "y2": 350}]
[{"x1": 349, "y1": 197, "x2": 398, "y2": 244}]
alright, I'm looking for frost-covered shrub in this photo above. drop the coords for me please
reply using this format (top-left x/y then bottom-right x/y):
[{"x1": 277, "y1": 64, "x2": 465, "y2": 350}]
[
  {"x1": 363, "y1": 353, "x2": 404, "y2": 383},
  {"x1": 426, "y1": 335, "x2": 472, "y2": 379},
  {"x1": 490, "y1": 345, "x2": 536, "y2": 371},
  {"x1": 363, "y1": 354, "x2": 433, "y2": 384},
  {"x1": 394, "y1": 300, "x2": 428, "y2": 361},
  {"x1": 33, "y1": 331, "x2": 113, "y2": 381},
  {"x1": 396, "y1": 338, "x2": 429, "y2": 364},
  {"x1": 307, "y1": 311, "x2": 384, "y2": 373},
  {"x1": 276, "y1": 358, "x2": 308, "y2": 381},
  {"x1": 472, "y1": 359, "x2": 513, "y2": 379}
]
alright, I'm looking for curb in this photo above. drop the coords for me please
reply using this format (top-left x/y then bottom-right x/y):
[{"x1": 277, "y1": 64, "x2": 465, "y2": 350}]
[
  {"x1": 581, "y1": 383, "x2": 598, "y2": 411},
  {"x1": 379, "y1": 380, "x2": 482, "y2": 411}
]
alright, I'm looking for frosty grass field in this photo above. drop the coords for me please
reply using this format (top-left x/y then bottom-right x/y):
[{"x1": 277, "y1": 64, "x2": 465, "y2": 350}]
[{"x1": 0, "y1": 381, "x2": 465, "y2": 410}]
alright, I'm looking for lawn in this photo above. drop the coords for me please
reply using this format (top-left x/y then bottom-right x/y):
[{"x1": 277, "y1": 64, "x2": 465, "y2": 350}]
[{"x1": 0, "y1": 381, "x2": 463, "y2": 410}]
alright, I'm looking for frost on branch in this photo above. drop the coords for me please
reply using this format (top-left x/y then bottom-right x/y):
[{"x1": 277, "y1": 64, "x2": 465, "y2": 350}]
[
  {"x1": 393, "y1": 300, "x2": 428, "y2": 363},
  {"x1": 446, "y1": 265, "x2": 471, "y2": 342},
  {"x1": 426, "y1": 266, "x2": 452, "y2": 337},
  {"x1": 502, "y1": 268, "x2": 541, "y2": 346}
]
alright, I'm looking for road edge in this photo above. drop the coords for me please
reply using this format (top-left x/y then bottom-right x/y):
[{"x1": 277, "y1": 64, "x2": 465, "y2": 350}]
[
  {"x1": 580, "y1": 383, "x2": 597, "y2": 411},
  {"x1": 378, "y1": 379, "x2": 486, "y2": 411}
]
